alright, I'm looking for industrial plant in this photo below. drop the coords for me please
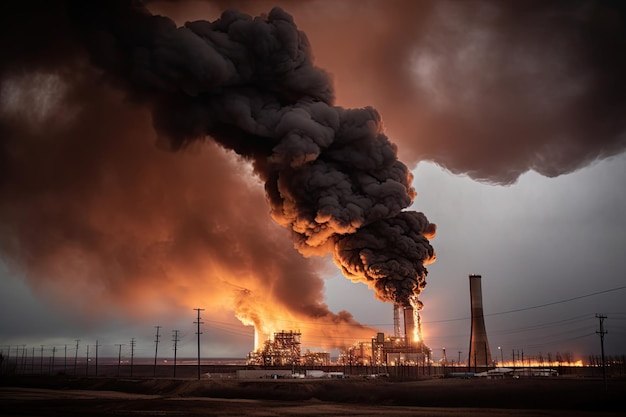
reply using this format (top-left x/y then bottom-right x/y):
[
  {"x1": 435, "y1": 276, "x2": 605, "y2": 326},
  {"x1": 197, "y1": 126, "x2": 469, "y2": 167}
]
[
  {"x1": 246, "y1": 303, "x2": 431, "y2": 367},
  {"x1": 246, "y1": 274, "x2": 494, "y2": 370},
  {"x1": 5, "y1": 273, "x2": 612, "y2": 381}
]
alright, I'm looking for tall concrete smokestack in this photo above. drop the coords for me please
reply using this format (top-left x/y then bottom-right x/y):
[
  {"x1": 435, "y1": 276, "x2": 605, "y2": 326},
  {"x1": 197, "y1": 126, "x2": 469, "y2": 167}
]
[
  {"x1": 393, "y1": 304, "x2": 402, "y2": 338},
  {"x1": 468, "y1": 274, "x2": 492, "y2": 369},
  {"x1": 403, "y1": 305, "x2": 416, "y2": 346}
]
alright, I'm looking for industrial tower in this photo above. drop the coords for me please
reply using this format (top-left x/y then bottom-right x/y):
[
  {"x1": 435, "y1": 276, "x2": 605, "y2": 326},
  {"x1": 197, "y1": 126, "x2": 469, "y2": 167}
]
[{"x1": 468, "y1": 274, "x2": 493, "y2": 369}]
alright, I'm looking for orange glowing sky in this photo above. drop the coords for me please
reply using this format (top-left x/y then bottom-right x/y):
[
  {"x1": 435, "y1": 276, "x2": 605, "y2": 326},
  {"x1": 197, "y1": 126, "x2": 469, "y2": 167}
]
[{"x1": 1, "y1": 0, "x2": 625, "y2": 360}]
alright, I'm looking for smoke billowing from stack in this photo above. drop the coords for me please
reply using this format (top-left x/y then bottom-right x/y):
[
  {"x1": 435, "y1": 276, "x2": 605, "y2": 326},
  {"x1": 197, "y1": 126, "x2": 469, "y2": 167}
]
[
  {"x1": 67, "y1": 1, "x2": 436, "y2": 307},
  {"x1": 4, "y1": 0, "x2": 621, "y2": 341},
  {"x1": 0, "y1": 0, "x2": 435, "y2": 340},
  {"x1": 204, "y1": 0, "x2": 625, "y2": 185}
]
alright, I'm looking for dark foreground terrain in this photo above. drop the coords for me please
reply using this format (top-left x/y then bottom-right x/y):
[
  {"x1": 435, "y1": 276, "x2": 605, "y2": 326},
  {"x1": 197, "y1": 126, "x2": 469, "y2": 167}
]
[{"x1": 1, "y1": 375, "x2": 624, "y2": 417}]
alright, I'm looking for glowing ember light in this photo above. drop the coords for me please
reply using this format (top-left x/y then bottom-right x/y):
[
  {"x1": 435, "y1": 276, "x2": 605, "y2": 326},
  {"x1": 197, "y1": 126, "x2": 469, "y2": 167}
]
[{"x1": 409, "y1": 295, "x2": 422, "y2": 343}]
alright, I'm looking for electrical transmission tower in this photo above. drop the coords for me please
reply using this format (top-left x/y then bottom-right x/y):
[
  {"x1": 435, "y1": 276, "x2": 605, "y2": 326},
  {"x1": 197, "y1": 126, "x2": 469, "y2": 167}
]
[{"x1": 194, "y1": 308, "x2": 205, "y2": 380}]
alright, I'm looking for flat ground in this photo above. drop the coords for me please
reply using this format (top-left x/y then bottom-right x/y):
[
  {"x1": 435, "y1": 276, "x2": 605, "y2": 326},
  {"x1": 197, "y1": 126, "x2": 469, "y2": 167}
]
[{"x1": 1, "y1": 375, "x2": 624, "y2": 417}]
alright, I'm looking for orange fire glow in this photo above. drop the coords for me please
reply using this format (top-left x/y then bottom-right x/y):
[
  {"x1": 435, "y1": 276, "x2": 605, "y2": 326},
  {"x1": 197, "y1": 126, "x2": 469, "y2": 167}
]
[
  {"x1": 233, "y1": 287, "x2": 379, "y2": 351},
  {"x1": 409, "y1": 296, "x2": 423, "y2": 343}
]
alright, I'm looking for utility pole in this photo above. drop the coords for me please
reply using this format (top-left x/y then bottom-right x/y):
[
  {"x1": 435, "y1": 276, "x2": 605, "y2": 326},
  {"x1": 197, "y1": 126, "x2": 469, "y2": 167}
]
[
  {"x1": 484, "y1": 342, "x2": 488, "y2": 370},
  {"x1": 40, "y1": 345, "x2": 44, "y2": 374},
  {"x1": 130, "y1": 338, "x2": 136, "y2": 377},
  {"x1": 95, "y1": 340, "x2": 99, "y2": 377},
  {"x1": 154, "y1": 326, "x2": 161, "y2": 378},
  {"x1": 596, "y1": 314, "x2": 608, "y2": 388},
  {"x1": 4, "y1": 345, "x2": 10, "y2": 374},
  {"x1": 194, "y1": 308, "x2": 205, "y2": 380},
  {"x1": 172, "y1": 330, "x2": 180, "y2": 378},
  {"x1": 64, "y1": 344, "x2": 67, "y2": 374},
  {"x1": 50, "y1": 346, "x2": 56, "y2": 375},
  {"x1": 115, "y1": 344, "x2": 125, "y2": 377},
  {"x1": 74, "y1": 340, "x2": 80, "y2": 374},
  {"x1": 20, "y1": 345, "x2": 27, "y2": 374},
  {"x1": 85, "y1": 345, "x2": 89, "y2": 376}
]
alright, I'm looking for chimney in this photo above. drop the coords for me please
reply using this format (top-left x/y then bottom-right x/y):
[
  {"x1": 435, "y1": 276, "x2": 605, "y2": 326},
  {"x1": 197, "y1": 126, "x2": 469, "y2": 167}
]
[
  {"x1": 468, "y1": 274, "x2": 492, "y2": 369},
  {"x1": 393, "y1": 304, "x2": 402, "y2": 338},
  {"x1": 403, "y1": 305, "x2": 416, "y2": 346}
]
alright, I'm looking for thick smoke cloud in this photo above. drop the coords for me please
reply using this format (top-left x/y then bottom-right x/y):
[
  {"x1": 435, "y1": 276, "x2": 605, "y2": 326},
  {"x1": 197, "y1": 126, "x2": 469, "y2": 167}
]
[
  {"x1": 0, "y1": 0, "x2": 381, "y2": 345},
  {"x1": 182, "y1": 0, "x2": 625, "y2": 185},
  {"x1": 3, "y1": 0, "x2": 623, "y2": 346},
  {"x1": 67, "y1": 1, "x2": 436, "y2": 307}
]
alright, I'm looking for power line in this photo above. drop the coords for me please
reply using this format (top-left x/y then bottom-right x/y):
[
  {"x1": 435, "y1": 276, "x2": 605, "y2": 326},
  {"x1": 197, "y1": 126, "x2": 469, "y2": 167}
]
[
  {"x1": 487, "y1": 287, "x2": 626, "y2": 317},
  {"x1": 490, "y1": 314, "x2": 595, "y2": 336},
  {"x1": 425, "y1": 285, "x2": 626, "y2": 324}
]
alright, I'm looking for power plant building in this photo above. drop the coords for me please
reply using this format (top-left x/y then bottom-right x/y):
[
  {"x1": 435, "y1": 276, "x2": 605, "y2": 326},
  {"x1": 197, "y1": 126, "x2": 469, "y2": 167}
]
[
  {"x1": 334, "y1": 303, "x2": 430, "y2": 366},
  {"x1": 247, "y1": 306, "x2": 430, "y2": 367}
]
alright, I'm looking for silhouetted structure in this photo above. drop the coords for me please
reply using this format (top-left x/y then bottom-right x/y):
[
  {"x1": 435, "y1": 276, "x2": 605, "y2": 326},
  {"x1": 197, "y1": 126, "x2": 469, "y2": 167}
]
[{"x1": 468, "y1": 274, "x2": 492, "y2": 369}]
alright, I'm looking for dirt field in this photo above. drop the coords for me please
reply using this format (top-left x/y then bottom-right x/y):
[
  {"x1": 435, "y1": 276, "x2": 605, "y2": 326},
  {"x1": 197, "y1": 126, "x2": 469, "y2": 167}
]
[{"x1": 1, "y1": 375, "x2": 624, "y2": 417}]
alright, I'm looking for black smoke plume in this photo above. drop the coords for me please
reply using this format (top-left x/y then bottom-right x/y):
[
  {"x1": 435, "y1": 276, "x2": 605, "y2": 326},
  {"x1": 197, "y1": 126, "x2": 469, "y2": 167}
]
[
  {"x1": 69, "y1": 1, "x2": 436, "y2": 306},
  {"x1": 0, "y1": 0, "x2": 435, "y2": 324}
]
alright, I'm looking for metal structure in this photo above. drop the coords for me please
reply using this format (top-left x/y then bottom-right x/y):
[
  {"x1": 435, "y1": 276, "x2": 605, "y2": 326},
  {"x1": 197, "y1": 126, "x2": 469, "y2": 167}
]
[
  {"x1": 301, "y1": 350, "x2": 331, "y2": 366},
  {"x1": 340, "y1": 313, "x2": 432, "y2": 368},
  {"x1": 468, "y1": 274, "x2": 493, "y2": 369},
  {"x1": 247, "y1": 330, "x2": 301, "y2": 366},
  {"x1": 246, "y1": 302, "x2": 432, "y2": 368}
]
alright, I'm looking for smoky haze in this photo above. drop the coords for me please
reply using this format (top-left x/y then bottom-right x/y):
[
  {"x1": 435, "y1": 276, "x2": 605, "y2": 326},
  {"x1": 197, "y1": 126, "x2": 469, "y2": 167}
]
[
  {"x1": 67, "y1": 0, "x2": 436, "y2": 306},
  {"x1": 0, "y1": 0, "x2": 382, "y2": 346},
  {"x1": 0, "y1": 0, "x2": 435, "y2": 346},
  {"x1": 1, "y1": 0, "x2": 625, "y2": 351}
]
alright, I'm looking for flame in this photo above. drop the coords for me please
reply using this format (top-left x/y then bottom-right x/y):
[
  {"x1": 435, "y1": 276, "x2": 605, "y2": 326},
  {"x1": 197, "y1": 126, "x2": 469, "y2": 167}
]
[
  {"x1": 409, "y1": 296, "x2": 422, "y2": 343},
  {"x1": 233, "y1": 287, "x2": 379, "y2": 352}
]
